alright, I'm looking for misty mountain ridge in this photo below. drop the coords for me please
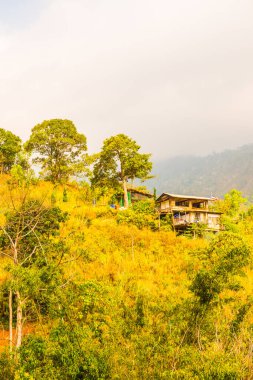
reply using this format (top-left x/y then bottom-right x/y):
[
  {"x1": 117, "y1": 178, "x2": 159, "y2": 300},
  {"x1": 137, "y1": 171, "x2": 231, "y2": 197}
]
[{"x1": 147, "y1": 144, "x2": 253, "y2": 198}]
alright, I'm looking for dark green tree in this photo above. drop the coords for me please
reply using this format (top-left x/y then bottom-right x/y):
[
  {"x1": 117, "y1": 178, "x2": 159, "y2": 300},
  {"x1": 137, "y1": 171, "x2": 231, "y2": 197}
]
[
  {"x1": 92, "y1": 134, "x2": 152, "y2": 208},
  {"x1": 191, "y1": 232, "x2": 250, "y2": 305},
  {"x1": 0, "y1": 128, "x2": 22, "y2": 173},
  {"x1": 0, "y1": 190, "x2": 68, "y2": 352},
  {"x1": 25, "y1": 119, "x2": 87, "y2": 183}
]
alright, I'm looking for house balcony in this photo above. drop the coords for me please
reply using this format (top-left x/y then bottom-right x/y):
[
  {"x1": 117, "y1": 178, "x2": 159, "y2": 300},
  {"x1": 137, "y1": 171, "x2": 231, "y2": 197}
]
[
  {"x1": 159, "y1": 206, "x2": 209, "y2": 214},
  {"x1": 173, "y1": 218, "x2": 220, "y2": 231},
  {"x1": 173, "y1": 218, "x2": 189, "y2": 226}
]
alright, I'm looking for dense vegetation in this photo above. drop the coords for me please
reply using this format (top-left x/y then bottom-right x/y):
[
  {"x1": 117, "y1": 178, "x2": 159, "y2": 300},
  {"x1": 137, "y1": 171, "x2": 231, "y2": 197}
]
[
  {"x1": 0, "y1": 122, "x2": 253, "y2": 378},
  {"x1": 150, "y1": 144, "x2": 253, "y2": 197}
]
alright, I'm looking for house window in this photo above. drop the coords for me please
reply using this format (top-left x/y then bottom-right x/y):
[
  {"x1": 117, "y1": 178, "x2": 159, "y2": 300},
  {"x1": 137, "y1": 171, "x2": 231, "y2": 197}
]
[
  {"x1": 192, "y1": 202, "x2": 205, "y2": 209},
  {"x1": 175, "y1": 200, "x2": 189, "y2": 207}
]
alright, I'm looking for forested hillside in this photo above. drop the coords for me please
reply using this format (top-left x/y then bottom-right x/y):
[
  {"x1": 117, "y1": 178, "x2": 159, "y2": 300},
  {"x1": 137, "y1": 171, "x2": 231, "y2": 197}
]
[
  {"x1": 150, "y1": 144, "x2": 253, "y2": 198},
  {"x1": 0, "y1": 177, "x2": 253, "y2": 379},
  {"x1": 1, "y1": 121, "x2": 253, "y2": 378}
]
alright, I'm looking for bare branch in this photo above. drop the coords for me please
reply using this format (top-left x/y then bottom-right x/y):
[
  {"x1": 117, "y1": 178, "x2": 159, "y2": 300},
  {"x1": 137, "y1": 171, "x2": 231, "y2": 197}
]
[
  {"x1": 0, "y1": 251, "x2": 14, "y2": 260},
  {"x1": 0, "y1": 226, "x2": 15, "y2": 250},
  {"x1": 20, "y1": 246, "x2": 37, "y2": 266}
]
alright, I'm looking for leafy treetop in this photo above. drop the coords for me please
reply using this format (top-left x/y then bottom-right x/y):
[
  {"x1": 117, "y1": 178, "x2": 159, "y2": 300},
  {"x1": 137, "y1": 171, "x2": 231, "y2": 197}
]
[
  {"x1": 0, "y1": 128, "x2": 22, "y2": 173},
  {"x1": 92, "y1": 134, "x2": 152, "y2": 207},
  {"x1": 25, "y1": 119, "x2": 87, "y2": 183}
]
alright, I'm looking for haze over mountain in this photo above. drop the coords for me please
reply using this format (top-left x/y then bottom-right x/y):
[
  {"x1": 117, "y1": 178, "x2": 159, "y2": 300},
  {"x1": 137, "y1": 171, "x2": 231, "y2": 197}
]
[
  {"x1": 148, "y1": 144, "x2": 253, "y2": 198},
  {"x1": 1, "y1": 1, "x2": 253, "y2": 158}
]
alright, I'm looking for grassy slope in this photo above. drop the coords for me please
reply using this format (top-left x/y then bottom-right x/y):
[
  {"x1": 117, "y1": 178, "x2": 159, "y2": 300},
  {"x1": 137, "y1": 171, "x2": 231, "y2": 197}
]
[{"x1": 1, "y1": 179, "x2": 253, "y2": 377}]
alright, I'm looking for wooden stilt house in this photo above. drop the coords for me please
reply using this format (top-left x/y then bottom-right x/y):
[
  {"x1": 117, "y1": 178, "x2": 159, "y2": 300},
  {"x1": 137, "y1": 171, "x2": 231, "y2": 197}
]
[{"x1": 156, "y1": 193, "x2": 222, "y2": 232}]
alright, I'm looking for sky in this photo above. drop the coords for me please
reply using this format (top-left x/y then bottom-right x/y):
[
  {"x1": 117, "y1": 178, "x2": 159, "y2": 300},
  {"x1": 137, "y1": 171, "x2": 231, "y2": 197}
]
[{"x1": 0, "y1": 0, "x2": 253, "y2": 160}]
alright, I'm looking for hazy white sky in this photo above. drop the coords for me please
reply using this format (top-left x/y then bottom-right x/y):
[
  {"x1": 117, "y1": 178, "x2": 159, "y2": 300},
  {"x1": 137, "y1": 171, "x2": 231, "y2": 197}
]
[{"x1": 0, "y1": 0, "x2": 253, "y2": 159}]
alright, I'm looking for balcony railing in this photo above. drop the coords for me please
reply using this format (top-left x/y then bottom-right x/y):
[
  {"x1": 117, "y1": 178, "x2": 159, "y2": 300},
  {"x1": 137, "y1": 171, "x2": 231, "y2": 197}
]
[
  {"x1": 159, "y1": 206, "x2": 209, "y2": 213},
  {"x1": 174, "y1": 218, "x2": 189, "y2": 225}
]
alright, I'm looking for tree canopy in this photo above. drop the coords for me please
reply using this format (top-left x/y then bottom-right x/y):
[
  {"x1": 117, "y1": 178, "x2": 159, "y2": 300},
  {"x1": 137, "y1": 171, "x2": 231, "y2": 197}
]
[
  {"x1": 25, "y1": 119, "x2": 87, "y2": 183},
  {"x1": 0, "y1": 177, "x2": 253, "y2": 378},
  {"x1": 92, "y1": 134, "x2": 152, "y2": 207},
  {"x1": 0, "y1": 128, "x2": 22, "y2": 173}
]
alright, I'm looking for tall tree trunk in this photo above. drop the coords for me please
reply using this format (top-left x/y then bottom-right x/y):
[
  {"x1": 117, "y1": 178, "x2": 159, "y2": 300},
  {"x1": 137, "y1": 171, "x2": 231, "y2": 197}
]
[
  {"x1": 16, "y1": 291, "x2": 22, "y2": 349},
  {"x1": 123, "y1": 179, "x2": 129, "y2": 208},
  {"x1": 9, "y1": 289, "x2": 13, "y2": 352}
]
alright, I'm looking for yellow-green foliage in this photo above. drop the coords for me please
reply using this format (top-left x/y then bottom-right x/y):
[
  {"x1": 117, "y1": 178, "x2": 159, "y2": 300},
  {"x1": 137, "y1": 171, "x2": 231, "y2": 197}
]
[{"x1": 1, "y1": 179, "x2": 253, "y2": 379}]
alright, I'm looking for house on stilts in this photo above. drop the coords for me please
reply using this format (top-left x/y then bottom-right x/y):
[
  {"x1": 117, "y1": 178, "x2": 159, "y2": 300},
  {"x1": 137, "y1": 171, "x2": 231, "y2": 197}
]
[{"x1": 156, "y1": 193, "x2": 222, "y2": 232}]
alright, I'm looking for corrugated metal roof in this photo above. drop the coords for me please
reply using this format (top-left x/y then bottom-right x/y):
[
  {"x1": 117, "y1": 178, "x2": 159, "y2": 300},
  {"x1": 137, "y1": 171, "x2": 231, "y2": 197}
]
[{"x1": 156, "y1": 193, "x2": 217, "y2": 201}]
